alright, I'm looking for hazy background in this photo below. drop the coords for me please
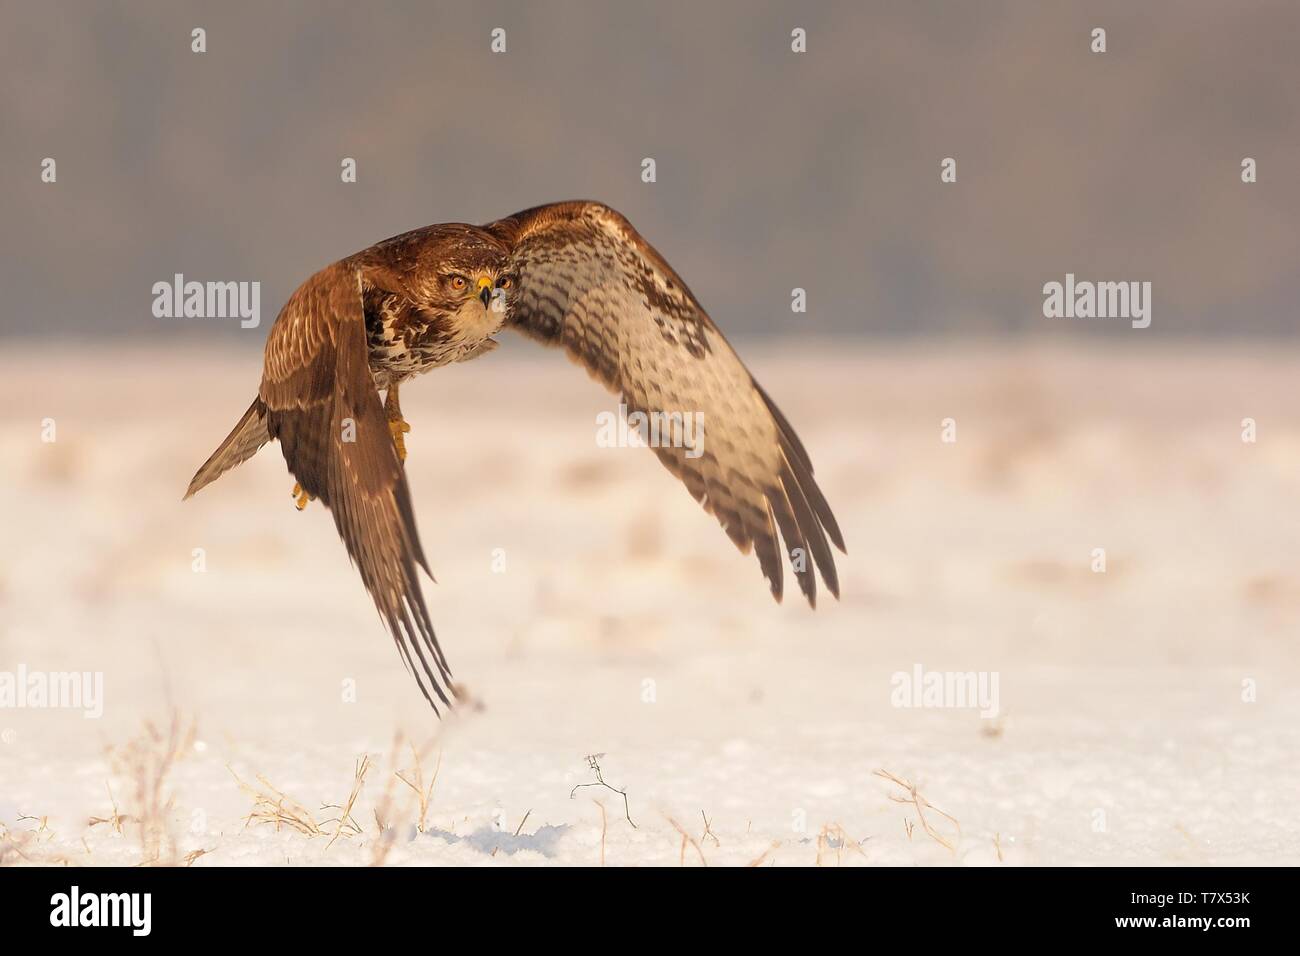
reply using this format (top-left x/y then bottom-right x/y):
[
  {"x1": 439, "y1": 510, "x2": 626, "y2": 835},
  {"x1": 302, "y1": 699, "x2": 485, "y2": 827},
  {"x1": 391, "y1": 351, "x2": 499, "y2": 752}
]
[{"x1": 2, "y1": 0, "x2": 1296, "y2": 343}]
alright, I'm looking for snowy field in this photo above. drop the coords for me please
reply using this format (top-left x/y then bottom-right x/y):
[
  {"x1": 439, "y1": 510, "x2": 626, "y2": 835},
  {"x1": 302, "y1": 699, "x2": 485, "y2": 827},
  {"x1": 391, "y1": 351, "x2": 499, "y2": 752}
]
[{"x1": 1, "y1": 341, "x2": 1298, "y2": 866}]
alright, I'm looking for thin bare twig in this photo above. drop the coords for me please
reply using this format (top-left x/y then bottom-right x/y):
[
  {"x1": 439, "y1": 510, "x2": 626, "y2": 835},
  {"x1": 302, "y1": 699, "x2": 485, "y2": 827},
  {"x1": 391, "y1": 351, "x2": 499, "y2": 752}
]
[{"x1": 570, "y1": 754, "x2": 635, "y2": 828}]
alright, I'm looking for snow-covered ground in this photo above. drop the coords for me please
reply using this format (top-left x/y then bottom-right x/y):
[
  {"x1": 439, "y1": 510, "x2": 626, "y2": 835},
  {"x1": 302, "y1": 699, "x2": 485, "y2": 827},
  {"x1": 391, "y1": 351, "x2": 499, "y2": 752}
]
[{"x1": 1, "y1": 341, "x2": 1298, "y2": 866}]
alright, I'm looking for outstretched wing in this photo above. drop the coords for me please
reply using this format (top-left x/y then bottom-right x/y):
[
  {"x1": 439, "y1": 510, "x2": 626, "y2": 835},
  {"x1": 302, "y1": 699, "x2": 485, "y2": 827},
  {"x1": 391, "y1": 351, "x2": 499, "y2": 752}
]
[
  {"x1": 485, "y1": 201, "x2": 844, "y2": 606},
  {"x1": 258, "y1": 261, "x2": 453, "y2": 711}
]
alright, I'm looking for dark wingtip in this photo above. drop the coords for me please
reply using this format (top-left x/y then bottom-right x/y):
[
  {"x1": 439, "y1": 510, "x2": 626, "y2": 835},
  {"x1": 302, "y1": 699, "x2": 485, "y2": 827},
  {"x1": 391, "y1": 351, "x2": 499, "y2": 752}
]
[
  {"x1": 768, "y1": 576, "x2": 783, "y2": 604},
  {"x1": 796, "y1": 562, "x2": 818, "y2": 610}
]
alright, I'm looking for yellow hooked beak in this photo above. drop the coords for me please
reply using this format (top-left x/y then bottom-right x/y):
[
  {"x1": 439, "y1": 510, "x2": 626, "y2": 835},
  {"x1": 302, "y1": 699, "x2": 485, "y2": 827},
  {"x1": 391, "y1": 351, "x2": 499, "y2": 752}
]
[{"x1": 476, "y1": 276, "x2": 492, "y2": 307}]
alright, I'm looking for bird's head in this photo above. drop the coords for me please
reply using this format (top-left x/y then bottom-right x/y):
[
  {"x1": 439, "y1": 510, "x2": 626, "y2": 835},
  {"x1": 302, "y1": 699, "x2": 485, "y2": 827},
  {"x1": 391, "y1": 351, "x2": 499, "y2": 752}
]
[
  {"x1": 438, "y1": 265, "x2": 514, "y2": 312},
  {"x1": 368, "y1": 224, "x2": 516, "y2": 337},
  {"x1": 426, "y1": 238, "x2": 515, "y2": 337}
]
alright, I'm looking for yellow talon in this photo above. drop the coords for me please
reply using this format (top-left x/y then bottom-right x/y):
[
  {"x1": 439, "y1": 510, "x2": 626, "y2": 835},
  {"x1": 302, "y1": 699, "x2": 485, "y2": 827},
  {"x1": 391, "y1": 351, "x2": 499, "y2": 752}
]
[
  {"x1": 389, "y1": 419, "x2": 411, "y2": 462},
  {"x1": 291, "y1": 482, "x2": 313, "y2": 510},
  {"x1": 385, "y1": 385, "x2": 411, "y2": 463}
]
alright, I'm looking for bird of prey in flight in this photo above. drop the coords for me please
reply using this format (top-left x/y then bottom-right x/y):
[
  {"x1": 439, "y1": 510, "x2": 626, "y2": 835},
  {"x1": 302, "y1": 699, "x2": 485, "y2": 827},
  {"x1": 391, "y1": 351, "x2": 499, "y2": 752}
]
[{"x1": 185, "y1": 201, "x2": 845, "y2": 713}]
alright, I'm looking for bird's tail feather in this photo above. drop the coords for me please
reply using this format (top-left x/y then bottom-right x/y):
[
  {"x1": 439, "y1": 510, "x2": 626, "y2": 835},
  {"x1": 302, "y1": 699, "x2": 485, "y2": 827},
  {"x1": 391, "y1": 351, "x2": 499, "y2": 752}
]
[{"x1": 184, "y1": 398, "x2": 271, "y2": 499}]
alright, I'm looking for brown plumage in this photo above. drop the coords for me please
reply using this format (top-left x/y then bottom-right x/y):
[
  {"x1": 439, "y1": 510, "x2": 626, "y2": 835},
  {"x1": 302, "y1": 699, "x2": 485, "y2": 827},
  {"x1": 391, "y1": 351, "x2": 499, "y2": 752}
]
[{"x1": 185, "y1": 201, "x2": 845, "y2": 713}]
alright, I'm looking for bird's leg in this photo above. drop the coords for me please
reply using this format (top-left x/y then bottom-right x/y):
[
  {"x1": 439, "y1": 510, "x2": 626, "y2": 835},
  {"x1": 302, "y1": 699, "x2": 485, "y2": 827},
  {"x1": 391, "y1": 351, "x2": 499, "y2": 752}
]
[
  {"x1": 385, "y1": 384, "x2": 411, "y2": 463},
  {"x1": 290, "y1": 481, "x2": 313, "y2": 511}
]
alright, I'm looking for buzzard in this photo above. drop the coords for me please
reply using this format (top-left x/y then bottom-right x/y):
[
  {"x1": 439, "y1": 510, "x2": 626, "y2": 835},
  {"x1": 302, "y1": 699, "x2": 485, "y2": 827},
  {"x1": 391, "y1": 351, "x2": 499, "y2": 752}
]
[{"x1": 185, "y1": 201, "x2": 845, "y2": 713}]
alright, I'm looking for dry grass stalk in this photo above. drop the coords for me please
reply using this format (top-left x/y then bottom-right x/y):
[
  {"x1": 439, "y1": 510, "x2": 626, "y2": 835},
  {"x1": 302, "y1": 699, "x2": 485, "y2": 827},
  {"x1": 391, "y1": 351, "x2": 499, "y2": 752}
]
[
  {"x1": 0, "y1": 817, "x2": 73, "y2": 866},
  {"x1": 228, "y1": 767, "x2": 324, "y2": 837},
  {"x1": 368, "y1": 736, "x2": 405, "y2": 866},
  {"x1": 666, "y1": 815, "x2": 708, "y2": 867},
  {"x1": 16, "y1": 813, "x2": 51, "y2": 839},
  {"x1": 369, "y1": 827, "x2": 396, "y2": 867},
  {"x1": 371, "y1": 730, "x2": 403, "y2": 837},
  {"x1": 491, "y1": 809, "x2": 532, "y2": 858},
  {"x1": 372, "y1": 733, "x2": 445, "y2": 865},
  {"x1": 815, "y1": 823, "x2": 868, "y2": 866},
  {"x1": 231, "y1": 752, "x2": 394, "y2": 855},
  {"x1": 746, "y1": 841, "x2": 781, "y2": 867},
  {"x1": 874, "y1": 769, "x2": 961, "y2": 853},
  {"x1": 181, "y1": 847, "x2": 211, "y2": 866},
  {"x1": 106, "y1": 711, "x2": 197, "y2": 865},
  {"x1": 395, "y1": 742, "x2": 442, "y2": 833},
  {"x1": 699, "y1": 810, "x2": 720, "y2": 847},
  {"x1": 87, "y1": 782, "x2": 134, "y2": 834},
  {"x1": 368, "y1": 788, "x2": 403, "y2": 867},
  {"x1": 594, "y1": 801, "x2": 607, "y2": 866},
  {"x1": 322, "y1": 755, "x2": 371, "y2": 849},
  {"x1": 0, "y1": 821, "x2": 33, "y2": 866}
]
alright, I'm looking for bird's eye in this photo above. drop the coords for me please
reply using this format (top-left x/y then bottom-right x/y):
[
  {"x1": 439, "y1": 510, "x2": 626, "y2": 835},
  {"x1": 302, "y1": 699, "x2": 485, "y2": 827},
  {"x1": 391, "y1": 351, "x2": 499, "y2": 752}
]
[
  {"x1": 496, "y1": 276, "x2": 513, "y2": 290},
  {"x1": 449, "y1": 275, "x2": 467, "y2": 291}
]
